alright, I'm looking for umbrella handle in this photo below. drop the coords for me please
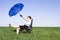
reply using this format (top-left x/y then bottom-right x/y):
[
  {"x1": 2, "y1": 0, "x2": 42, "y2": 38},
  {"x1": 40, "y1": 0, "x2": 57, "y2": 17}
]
[{"x1": 19, "y1": 14, "x2": 23, "y2": 17}]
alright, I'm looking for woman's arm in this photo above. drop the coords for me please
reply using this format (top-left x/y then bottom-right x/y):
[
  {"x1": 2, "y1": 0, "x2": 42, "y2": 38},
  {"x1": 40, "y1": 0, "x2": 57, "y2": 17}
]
[{"x1": 20, "y1": 15, "x2": 29, "y2": 22}]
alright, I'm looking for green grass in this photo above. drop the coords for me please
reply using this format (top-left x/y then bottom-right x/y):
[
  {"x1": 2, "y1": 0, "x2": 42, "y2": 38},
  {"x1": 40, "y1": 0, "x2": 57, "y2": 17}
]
[{"x1": 0, "y1": 27, "x2": 60, "y2": 40}]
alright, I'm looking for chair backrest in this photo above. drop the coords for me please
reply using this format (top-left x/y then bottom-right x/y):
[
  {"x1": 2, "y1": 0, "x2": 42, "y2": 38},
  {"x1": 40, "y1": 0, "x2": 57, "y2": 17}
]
[{"x1": 29, "y1": 19, "x2": 33, "y2": 28}]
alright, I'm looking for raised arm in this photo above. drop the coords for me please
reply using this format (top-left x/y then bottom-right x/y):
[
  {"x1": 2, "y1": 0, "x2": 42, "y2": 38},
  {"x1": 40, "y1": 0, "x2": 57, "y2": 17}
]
[{"x1": 19, "y1": 14, "x2": 29, "y2": 22}]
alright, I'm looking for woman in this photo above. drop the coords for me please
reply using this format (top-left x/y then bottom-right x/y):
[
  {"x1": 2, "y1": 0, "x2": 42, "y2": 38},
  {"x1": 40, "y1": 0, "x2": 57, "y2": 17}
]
[{"x1": 16, "y1": 15, "x2": 32, "y2": 34}]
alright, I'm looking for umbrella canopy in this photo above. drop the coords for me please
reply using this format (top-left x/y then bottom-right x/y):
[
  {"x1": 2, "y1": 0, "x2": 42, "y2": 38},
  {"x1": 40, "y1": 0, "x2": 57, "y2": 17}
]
[{"x1": 9, "y1": 3, "x2": 24, "y2": 17}]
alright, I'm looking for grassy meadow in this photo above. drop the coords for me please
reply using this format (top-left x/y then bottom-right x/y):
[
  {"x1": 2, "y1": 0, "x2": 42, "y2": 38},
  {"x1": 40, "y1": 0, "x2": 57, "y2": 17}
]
[{"x1": 0, "y1": 27, "x2": 60, "y2": 40}]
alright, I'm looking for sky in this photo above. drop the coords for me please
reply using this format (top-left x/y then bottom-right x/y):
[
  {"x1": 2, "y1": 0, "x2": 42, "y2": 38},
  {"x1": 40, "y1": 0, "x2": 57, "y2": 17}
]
[{"x1": 0, "y1": 0, "x2": 60, "y2": 27}]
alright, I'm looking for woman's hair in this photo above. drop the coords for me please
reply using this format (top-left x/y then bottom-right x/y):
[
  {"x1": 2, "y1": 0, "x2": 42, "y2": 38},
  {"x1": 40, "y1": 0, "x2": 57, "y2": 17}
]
[{"x1": 28, "y1": 16, "x2": 32, "y2": 19}]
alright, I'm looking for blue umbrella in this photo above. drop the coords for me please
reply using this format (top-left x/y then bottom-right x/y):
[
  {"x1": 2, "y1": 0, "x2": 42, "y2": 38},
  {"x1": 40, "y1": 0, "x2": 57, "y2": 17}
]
[{"x1": 9, "y1": 3, "x2": 24, "y2": 17}]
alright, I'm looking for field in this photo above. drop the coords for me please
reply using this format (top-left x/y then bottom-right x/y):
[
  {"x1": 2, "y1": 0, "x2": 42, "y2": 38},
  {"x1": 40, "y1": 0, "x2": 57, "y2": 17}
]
[{"x1": 0, "y1": 27, "x2": 60, "y2": 40}]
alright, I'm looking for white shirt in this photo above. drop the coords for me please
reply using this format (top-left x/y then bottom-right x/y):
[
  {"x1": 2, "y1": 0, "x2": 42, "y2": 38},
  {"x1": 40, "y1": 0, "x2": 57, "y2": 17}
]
[
  {"x1": 26, "y1": 19, "x2": 31, "y2": 26},
  {"x1": 21, "y1": 16, "x2": 31, "y2": 27}
]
